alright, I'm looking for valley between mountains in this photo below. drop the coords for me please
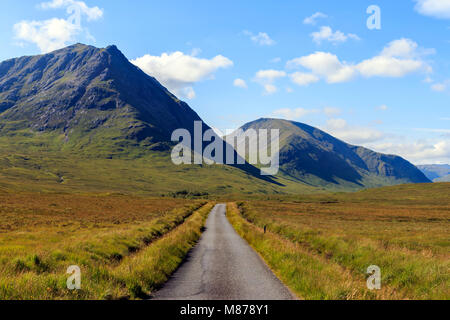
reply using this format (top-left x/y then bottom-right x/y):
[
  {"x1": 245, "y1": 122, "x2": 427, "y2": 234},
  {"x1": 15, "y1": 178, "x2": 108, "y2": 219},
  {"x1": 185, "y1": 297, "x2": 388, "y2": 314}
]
[{"x1": 0, "y1": 44, "x2": 447, "y2": 300}]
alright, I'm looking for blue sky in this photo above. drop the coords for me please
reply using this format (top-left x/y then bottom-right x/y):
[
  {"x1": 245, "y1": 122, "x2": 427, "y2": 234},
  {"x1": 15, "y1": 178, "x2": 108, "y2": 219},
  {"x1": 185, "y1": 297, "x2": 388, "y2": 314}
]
[{"x1": 0, "y1": 0, "x2": 449, "y2": 164}]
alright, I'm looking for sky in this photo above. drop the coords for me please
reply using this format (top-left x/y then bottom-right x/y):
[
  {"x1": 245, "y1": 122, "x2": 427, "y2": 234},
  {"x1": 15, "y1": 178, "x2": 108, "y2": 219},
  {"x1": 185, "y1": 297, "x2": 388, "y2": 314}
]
[{"x1": 0, "y1": 0, "x2": 449, "y2": 164}]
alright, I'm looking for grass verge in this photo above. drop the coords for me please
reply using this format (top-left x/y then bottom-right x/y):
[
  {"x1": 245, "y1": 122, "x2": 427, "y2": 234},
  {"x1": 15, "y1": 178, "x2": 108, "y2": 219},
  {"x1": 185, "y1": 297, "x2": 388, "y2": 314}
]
[
  {"x1": 0, "y1": 196, "x2": 212, "y2": 300},
  {"x1": 226, "y1": 202, "x2": 448, "y2": 300},
  {"x1": 109, "y1": 202, "x2": 214, "y2": 299}
]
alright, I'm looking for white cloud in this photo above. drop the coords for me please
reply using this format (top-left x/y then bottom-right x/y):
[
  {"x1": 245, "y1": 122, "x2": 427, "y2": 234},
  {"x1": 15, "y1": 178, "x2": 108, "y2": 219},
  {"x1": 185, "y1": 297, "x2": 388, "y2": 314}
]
[
  {"x1": 311, "y1": 26, "x2": 360, "y2": 44},
  {"x1": 325, "y1": 118, "x2": 384, "y2": 144},
  {"x1": 14, "y1": 18, "x2": 79, "y2": 53},
  {"x1": 255, "y1": 69, "x2": 286, "y2": 81},
  {"x1": 243, "y1": 30, "x2": 275, "y2": 46},
  {"x1": 357, "y1": 56, "x2": 425, "y2": 78},
  {"x1": 264, "y1": 84, "x2": 278, "y2": 95},
  {"x1": 380, "y1": 38, "x2": 421, "y2": 58},
  {"x1": 14, "y1": 0, "x2": 103, "y2": 53},
  {"x1": 290, "y1": 72, "x2": 319, "y2": 86},
  {"x1": 131, "y1": 51, "x2": 233, "y2": 99},
  {"x1": 371, "y1": 140, "x2": 450, "y2": 164},
  {"x1": 431, "y1": 83, "x2": 446, "y2": 92},
  {"x1": 233, "y1": 78, "x2": 248, "y2": 89},
  {"x1": 414, "y1": 0, "x2": 450, "y2": 19},
  {"x1": 271, "y1": 108, "x2": 319, "y2": 120},
  {"x1": 356, "y1": 39, "x2": 433, "y2": 78},
  {"x1": 253, "y1": 69, "x2": 286, "y2": 94},
  {"x1": 303, "y1": 12, "x2": 328, "y2": 25},
  {"x1": 323, "y1": 107, "x2": 341, "y2": 116},
  {"x1": 287, "y1": 52, "x2": 356, "y2": 83},
  {"x1": 378, "y1": 104, "x2": 389, "y2": 111},
  {"x1": 180, "y1": 87, "x2": 196, "y2": 99},
  {"x1": 270, "y1": 57, "x2": 281, "y2": 63},
  {"x1": 286, "y1": 39, "x2": 433, "y2": 85},
  {"x1": 40, "y1": 0, "x2": 103, "y2": 21}
]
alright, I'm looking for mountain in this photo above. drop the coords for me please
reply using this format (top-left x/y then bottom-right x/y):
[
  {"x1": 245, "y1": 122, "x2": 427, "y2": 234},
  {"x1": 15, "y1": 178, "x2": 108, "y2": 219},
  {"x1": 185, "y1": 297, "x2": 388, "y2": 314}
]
[
  {"x1": 0, "y1": 44, "x2": 288, "y2": 195},
  {"x1": 234, "y1": 118, "x2": 430, "y2": 189},
  {"x1": 417, "y1": 164, "x2": 450, "y2": 182},
  {"x1": 0, "y1": 44, "x2": 430, "y2": 195},
  {"x1": 0, "y1": 43, "x2": 204, "y2": 154}
]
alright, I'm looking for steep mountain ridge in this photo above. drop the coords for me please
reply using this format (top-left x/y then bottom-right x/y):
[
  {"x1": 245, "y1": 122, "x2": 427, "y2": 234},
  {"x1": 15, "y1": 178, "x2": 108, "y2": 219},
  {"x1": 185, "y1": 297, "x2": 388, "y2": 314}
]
[
  {"x1": 0, "y1": 43, "x2": 203, "y2": 154},
  {"x1": 237, "y1": 118, "x2": 430, "y2": 188},
  {"x1": 0, "y1": 44, "x2": 287, "y2": 194},
  {"x1": 0, "y1": 44, "x2": 430, "y2": 194}
]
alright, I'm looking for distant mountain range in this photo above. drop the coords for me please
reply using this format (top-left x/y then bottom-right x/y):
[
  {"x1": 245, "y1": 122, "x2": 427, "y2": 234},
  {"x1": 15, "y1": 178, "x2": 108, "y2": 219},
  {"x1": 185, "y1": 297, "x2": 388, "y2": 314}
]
[
  {"x1": 235, "y1": 118, "x2": 430, "y2": 189},
  {"x1": 0, "y1": 44, "x2": 431, "y2": 194},
  {"x1": 417, "y1": 164, "x2": 450, "y2": 182}
]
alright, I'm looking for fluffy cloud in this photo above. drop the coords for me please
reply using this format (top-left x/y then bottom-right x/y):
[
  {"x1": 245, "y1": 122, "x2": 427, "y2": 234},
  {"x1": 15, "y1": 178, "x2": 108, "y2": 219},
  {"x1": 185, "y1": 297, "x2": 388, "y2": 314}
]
[
  {"x1": 271, "y1": 108, "x2": 319, "y2": 120},
  {"x1": 371, "y1": 140, "x2": 450, "y2": 164},
  {"x1": 263, "y1": 84, "x2": 277, "y2": 94},
  {"x1": 14, "y1": 0, "x2": 103, "y2": 53},
  {"x1": 380, "y1": 38, "x2": 422, "y2": 58},
  {"x1": 357, "y1": 39, "x2": 433, "y2": 78},
  {"x1": 303, "y1": 12, "x2": 328, "y2": 25},
  {"x1": 286, "y1": 39, "x2": 433, "y2": 85},
  {"x1": 357, "y1": 56, "x2": 424, "y2": 78},
  {"x1": 131, "y1": 51, "x2": 233, "y2": 99},
  {"x1": 253, "y1": 69, "x2": 286, "y2": 94},
  {"x1": 378, "y1": 104, "x2": 389, "y2": 111},
  {"x1": 233, "y1": 78, "x2": 248, "y2": 89},
  {"x1": 311, "y1": 26, "x2": 360, "y2": 44},
  {"x1": 243, "y1": 31, "x2": 275, "y2": 46},
  {"x1": 287, "y1": 52, "x2": 356, "y2": 83},
  {"x1": 14, "y1": 18, "x2": 79, "y2": 53},
  {"x1": 290, "y1": 72, "x2": 319, "y2": 86},
  {"x1": 414, "y1": 0, "x2": 450, "y2": 19},
  {"x1": 325, "y1": 118, "x2": 384, "y2": 144},
  {"x1": 255, "y1": 69, "x2": 286, "y2": 81},
  {"x1": 40, "y1": 0, "x2": 103, "y2": 21}
]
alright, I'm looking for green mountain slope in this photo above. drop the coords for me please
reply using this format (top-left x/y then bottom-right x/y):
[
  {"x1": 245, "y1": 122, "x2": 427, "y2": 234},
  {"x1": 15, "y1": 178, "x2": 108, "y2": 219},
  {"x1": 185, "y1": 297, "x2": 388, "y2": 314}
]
[
  {"x1": 236, "y1": 118, "x2": 430, "y2": 189},
  {"x1": 0, "y1": 44, "x2": 313, "y2": 195},
  {"x1": 0, "y1": 43, "x2": 205, "y2": 156},
  {"x1": 0, "y1": 44, "x2": 430, "y2": 195}
]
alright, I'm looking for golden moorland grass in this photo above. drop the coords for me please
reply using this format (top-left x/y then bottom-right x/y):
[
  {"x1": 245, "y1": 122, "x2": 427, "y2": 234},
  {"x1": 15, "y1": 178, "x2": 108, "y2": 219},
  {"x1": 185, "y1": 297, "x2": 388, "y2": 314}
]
[
  {"x1": 227, "y1": 183, "x2": 450, "y2": 300},
  {"x1": 0, "y1": 192, "x2": 212, "y2": 299}
]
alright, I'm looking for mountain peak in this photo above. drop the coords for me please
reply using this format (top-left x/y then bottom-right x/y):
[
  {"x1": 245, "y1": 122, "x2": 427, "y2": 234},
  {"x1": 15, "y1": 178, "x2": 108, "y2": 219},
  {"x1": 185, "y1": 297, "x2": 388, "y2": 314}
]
[
  {"x1": 0, "y1": 43, "x2": 203, "y2": 154},
  {"x1": 238, "y1": 118, "x2": 430, "y2": 188}
]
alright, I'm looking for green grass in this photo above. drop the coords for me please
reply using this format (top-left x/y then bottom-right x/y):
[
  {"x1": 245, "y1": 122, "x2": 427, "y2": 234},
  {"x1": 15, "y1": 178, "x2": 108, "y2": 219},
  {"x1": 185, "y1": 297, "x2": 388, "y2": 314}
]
[
  {"x1": 227, "y1": 183, "x2": 450, "y2": 300},
  {"x1": 0, "y1": 192, "x2": 213, "y2": 299},
  {"x1": 0, "y1": 128, "x2": 322, "y2": 196}
]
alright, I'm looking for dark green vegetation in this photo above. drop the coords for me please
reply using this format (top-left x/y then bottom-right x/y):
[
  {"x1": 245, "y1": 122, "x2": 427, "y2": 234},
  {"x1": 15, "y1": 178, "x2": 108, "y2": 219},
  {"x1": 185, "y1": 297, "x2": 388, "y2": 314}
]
[
  {"x1": 228, "y1": 183, "x2": 450, "y2": 300},
  {"x1": 0, "y1": 44, "x2": 430, "y2": 195},
  {"x1": 238, "y1": 118, "x2": 430, "y2": 190},
  {"x1": 418, "y1": 164, "x2": 450, "y2": 182}
]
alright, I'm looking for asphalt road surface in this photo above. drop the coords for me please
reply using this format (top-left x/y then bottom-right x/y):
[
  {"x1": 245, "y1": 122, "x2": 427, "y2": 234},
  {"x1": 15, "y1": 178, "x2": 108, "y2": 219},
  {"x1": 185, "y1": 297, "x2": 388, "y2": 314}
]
[{"x1": 152, "y1": 204, "x2": 294, "y2": 300}]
